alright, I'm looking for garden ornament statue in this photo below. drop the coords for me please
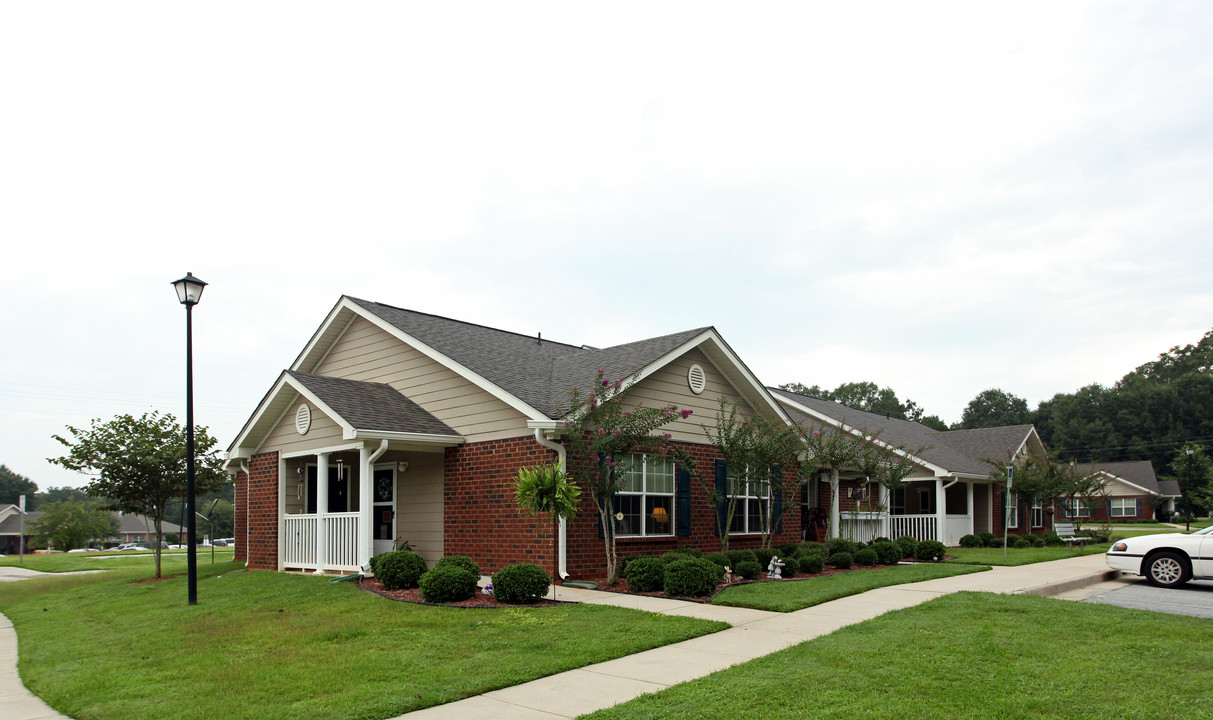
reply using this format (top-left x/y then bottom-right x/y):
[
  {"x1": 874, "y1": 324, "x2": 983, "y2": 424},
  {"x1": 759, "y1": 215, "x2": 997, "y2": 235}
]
[{"x1": 767, "y1": 556, "x2": 785, "y2": 579}]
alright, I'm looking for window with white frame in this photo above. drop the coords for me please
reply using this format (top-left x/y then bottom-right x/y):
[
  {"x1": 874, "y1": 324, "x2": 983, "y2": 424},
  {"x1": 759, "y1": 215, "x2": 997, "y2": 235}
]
[
  {"x1": 1063, "y1": 498, "x2": 1092, "y2": 518},
  {"x1": 729, "y1": 466, "x2": 770, "y2": 534},
  {"x1": 1031, "y1": 497, "x2": 1043, "y2": 528},
  {"x1": 616, "y1": 454, "x2": 675, "y2": 537},
  {"x1": 1006, "y1": 493, "x2": 1019, "y2": 528},
  {"x1": 1110, "y1": 498, "x2": 1137, "y2": 518}
]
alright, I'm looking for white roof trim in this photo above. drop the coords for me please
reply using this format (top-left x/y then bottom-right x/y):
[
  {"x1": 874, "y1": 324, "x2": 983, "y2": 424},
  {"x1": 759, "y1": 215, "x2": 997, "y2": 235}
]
[
  {"x1": 774, "y1": 393, "x2": 951, "y2": 476},
  {"x1": 295, "y1": 297, "x2": 548, "y2": 422},
  {"x1": 347, "y1": 429, "x2": 464, "y2": 445},
  {"x1": 1092, "y1": 469, "x2": 1160, "y2": 497}
]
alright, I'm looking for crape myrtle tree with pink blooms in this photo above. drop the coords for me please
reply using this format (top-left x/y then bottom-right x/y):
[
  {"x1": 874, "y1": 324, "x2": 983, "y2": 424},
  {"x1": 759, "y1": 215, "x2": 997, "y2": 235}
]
[{"x1": 560, "y1": 369, "x2": 699, "y2": 584}]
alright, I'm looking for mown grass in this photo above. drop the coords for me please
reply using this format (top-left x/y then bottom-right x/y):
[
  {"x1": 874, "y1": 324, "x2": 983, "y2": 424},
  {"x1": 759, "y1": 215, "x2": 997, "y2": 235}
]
[
  {"x1": 946, "y1": 543, "x2": 1114, "y2": 566},
  {"x1": 0, "y1": 563, "x2": 725, "y2": 720},
  {"x1": 582, "y1": 591, "x2": 1213, "y2": 720},
  {"x1": 711, "y1": 563, "x2": 988, "y2": 612},
  {"x1": 0, "y1": 549, "x2": 235, "y2": 573}
]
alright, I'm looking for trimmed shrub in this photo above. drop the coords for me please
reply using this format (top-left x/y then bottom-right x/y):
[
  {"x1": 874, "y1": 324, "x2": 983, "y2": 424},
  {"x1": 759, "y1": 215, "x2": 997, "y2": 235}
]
[
  {"x1": 664, "y1": 558, "x2": 724, "y2": 597},
  {"x1": 1028, "y1": 534, "x2": 1046, "y2": 547},
  {"x1": 1013, "y1": 537, "x2": 1032, "y2": 549},
  {"x1": 979, "y1": 532, "x2": 996, "y2": 545},
  {"x1": 872, "y1": 540, "x2": 903, "y2": 566},
  {"x1": 368, "y1": 552, "x2": 387, "y2": 578},
  {"x1": 1043, "y1": 532, "x2": 1063, "y2": 547},
  {"x1": 854, "y1": 547, "x2": 878, "y2": 566},
  {"x1": 727, "y1": 549, "x2": 759, "y2": 567},
  {"x1": 434, "y1": 555, "x2": 481, "y2": 578},
  {"x1": 753, "y1": 547, "x2": 778, "y2": 568},
  {"x1": 492, "y1": 563, "x2": 551, "y2": 604},
  {"x1": 826, "y1": 538, "x2": 859, "y2": 557},
  {"x1": 779, "y1": 556, "x2": 799, "y2": 578},
  {"x1": 736, "y1": 560, "x2": 762, "y2": 580},
  {"x1": 705, "y1": 552, "x2": 731, "y2": 569},
  {"x1": 985, "y1": 534, "x2": 1004, "y2": 548},
  {"x1": 376, "y1": 550, "x2": 428, "y2": 590},
  {"x1": 798, "y1": 552, "x2": 825, "y2": 574},
  {"x1": 1004, "y1": 533, "x2": 1021, "y2": 547},
  {"x1": 915, "y1": 540, "x2": 946, "y2": 561},
  {"x1": 829, "y1": 551, "x2": 854, "y2": 569},
  {"x1": 959, "y1": 534, "x2": 983, "y2": 548},
  {"x1": 799, "y1": 541, "x2": 827, "y2": 557},
  {"x1": 896, "y1": 535, "x2": 918, "y2": 558},
  {"x1": 624, "y1": 556, "x2": 667, "y2": 592},
  {"x1": 871, "y1": 536, "x2": 891, "y2": 545},
  {"x1": 777, "y1": 542, "x2": 800, "y2": 558},
  {"x1": 663, "y1": 547, "x2": 702, "y2": 561},
  {"x1": 419, "y1": 565, "x2": 478, "y2": 603}
]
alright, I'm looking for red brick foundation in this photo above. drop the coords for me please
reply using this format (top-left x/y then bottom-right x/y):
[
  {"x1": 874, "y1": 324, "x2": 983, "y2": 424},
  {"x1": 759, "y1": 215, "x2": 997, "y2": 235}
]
[{"x1": 242, "y1": 451, "x2": 279, "y2": 571}]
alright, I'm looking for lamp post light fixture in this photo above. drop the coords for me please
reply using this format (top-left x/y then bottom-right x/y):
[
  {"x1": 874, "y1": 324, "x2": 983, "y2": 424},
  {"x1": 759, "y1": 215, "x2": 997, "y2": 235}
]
[
  {"x1": 172, "y1": 272, "x2": 207, "y2": 606},
  {"x1": 1185, "y1": 446, "x2": 1194, "y2": 532}
]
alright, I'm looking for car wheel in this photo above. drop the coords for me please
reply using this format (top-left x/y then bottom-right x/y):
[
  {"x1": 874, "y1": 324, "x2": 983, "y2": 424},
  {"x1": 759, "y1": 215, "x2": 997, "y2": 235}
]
[{"x1": 1144, "y1": 551, "x2": 1190, "y2": 588}]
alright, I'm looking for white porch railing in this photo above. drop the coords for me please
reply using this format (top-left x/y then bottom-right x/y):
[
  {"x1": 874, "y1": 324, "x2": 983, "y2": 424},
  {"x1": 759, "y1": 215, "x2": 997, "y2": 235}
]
[
  {"x1": 944, "y1": 515, "x2": 972, "y2": 546},
  {"x1": 839, "y1": 511, "x2": 886, "y2": 544},
  {"x1": 282, "y1": 513, "x2": 360, "y2": 572},
  {"x1": 889, "y1": 514, "x2": 937, "y2": 543}
]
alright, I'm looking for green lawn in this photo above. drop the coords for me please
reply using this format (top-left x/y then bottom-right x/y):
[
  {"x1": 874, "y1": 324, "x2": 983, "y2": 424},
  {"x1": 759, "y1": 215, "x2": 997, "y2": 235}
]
[
  {"x1": 711, "y1": 563, "x2": 988, "y2": 612},
  {"x1": 0, "y1": 562, "x2": 724, "y2": 720},
  {"x1": 946, "y1": 543, "x2": 1113, "y2": 566},
  {"x1": 1, "y1": 549, "x2": 235, "y2": 573},
  {"x1": 581, "y1": 592, "x2": 1213, "y2": 720}
]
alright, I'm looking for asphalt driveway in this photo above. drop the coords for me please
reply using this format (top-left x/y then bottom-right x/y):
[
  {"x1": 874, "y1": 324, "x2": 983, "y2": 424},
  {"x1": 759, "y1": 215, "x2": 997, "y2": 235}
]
[{"x1": 1084, "y1": 578, "x2": 1213, "y2": 619}]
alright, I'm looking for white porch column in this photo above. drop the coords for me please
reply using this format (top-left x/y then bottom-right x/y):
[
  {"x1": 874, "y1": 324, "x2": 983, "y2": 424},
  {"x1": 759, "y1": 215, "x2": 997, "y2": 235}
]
[
  {"x1": 359, "y1": 445, "x2": 373, "y2": 571},
  {"x1": 829, "y1": 470, "x2": 840, "y2": 539},
  {"x1": 987, "y1": 484, "x2": 994, "y2": 533},
  {"x1": 966, "y1": 481, "x2": 975, "y2": 536},
  {"x1": 314, "y1": 452, "x2": 329, "y2": 574},
  {"x1": 935, "y1": 476, "x2": 945, "y2": 543},
  {"x1": 878, "y1": 482, "x2": 890, "y2": 538}
]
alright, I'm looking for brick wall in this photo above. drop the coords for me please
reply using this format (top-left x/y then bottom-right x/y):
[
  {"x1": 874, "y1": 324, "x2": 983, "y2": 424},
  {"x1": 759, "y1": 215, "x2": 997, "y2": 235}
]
[
  {"x1": 233, "y1": 469, "x2": 247, "y2": 563},
  {"x1": 244, "y1": 451, "x2": 279, "y2": 570}
]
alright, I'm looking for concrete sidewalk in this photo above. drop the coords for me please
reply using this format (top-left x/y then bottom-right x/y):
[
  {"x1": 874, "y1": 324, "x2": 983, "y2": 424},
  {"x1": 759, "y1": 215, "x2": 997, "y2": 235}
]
[
  {"x1": 0, "y1": 553, "x2": 1116, "y2": 720},
  {"x1": 392, "y1": 553, "x2": 1117, "y2": 720}
]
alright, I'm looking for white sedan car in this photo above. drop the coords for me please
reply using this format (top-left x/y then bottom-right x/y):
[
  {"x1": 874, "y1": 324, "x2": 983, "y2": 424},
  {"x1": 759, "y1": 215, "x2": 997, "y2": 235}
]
[{"x1": 1107, "y1": 525, "x2": 1213, "y2": 588}]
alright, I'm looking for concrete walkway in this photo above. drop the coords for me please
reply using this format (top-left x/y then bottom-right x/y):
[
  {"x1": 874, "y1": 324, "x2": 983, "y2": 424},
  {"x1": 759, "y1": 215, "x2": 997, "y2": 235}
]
[{"x1": 0, "y1": 553, "x2": 1116, "y2": 720}]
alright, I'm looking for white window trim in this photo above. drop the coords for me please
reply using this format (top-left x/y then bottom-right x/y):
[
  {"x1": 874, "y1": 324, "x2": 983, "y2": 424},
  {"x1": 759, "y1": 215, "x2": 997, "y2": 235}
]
[
  {"x1": 1007, "y1": 492, "x2": 1019, "y2": 529},
  {"x1": 1064, "y1": 498, "x2": 1092, "y2": 518},
  {"x1": 616, "y1": 453, "x2": 675, "y2": 538},
  {"x1": 1110, "y1": 498, "x2": 1136, "y2": 518},
  {"x1": 728, "y1": 467, "x2": 770, "y2": 535},
  {"x1": 1031, "y1": 497, "x2": 1043, "y2": 528}
]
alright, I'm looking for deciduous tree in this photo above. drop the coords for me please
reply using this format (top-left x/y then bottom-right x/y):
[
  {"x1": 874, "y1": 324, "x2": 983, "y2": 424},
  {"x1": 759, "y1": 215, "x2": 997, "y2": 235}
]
[{"x1": 30, "y1": 499, "x2": 117, "y2": 551}]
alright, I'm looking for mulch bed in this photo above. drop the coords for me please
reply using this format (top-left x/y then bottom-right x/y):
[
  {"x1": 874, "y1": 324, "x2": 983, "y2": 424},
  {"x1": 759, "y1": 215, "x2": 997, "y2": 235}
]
[
  {"x1": 570, "y1": 565, "x2": 865, "y2": 603},
  {"x1": 359, "y1": 577, "x2": 565, "y2": 608}
]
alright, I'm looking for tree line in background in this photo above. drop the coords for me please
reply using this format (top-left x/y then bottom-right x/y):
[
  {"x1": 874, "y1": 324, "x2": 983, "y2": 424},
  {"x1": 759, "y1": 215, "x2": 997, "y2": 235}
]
[{"x1": 779, "y1": 327, "x2": 1213, "y2": 514}]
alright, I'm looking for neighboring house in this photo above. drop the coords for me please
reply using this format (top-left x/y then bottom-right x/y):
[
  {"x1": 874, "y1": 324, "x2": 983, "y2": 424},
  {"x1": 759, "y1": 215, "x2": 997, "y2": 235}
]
[
  {"x1": 771, "y1": 389, "x2": 1047, "y2": 544},
  {"x1": 1065, "y1": 460, "x2": 1179, "y2": 523},
  {"x1": 112, "y1": 513, "x2": 188, "y2": 545},
  {"x1": 0, "y1": 504, "x2": 40, "y2": 554},
  {"x1": 226, "y1": 297, "x2": 797, "y2": 577}
]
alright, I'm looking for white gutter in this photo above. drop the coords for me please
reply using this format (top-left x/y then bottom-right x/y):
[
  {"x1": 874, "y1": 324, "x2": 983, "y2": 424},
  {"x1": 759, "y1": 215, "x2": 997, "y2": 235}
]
[
  {"x1": 237, "y1": 460, "x2": 250, "y2": 566},
  {"x1": 533, "y1": 428, "x2": 569, "y2": 580}
]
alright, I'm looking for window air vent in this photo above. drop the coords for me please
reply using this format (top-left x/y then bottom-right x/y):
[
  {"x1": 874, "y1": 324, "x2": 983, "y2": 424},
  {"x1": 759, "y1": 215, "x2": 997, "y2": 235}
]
[{"x1": 687, "y1": 364, "x2": 706, "y2": 395}]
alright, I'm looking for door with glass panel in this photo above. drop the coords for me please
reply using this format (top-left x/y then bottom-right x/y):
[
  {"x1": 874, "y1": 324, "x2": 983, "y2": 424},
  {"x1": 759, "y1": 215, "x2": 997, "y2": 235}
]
[{"x1": 372, "y1": 464, "x2": 397, "y2": 557}]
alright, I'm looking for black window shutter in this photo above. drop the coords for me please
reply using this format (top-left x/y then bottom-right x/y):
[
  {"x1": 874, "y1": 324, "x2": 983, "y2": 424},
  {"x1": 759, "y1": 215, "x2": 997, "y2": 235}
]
[
  {"x1": 1106, "y1": 499, "x2": 1113, "y2": 518},
  {"x1": 714, "y1": 459, "x2": 728, "y2": 536},
  {"x1": 772, "y1": 465, "x2": 783, "y2": 534},
  {"x1": 1135, "y1": 498, "x2": 1142, "y2": 517},
  {"x1": 676, "y1": 467, "x2": 692, "y2": 537}
]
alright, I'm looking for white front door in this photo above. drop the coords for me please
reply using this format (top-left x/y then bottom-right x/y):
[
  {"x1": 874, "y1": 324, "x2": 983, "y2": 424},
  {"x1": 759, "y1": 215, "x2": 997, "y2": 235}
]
[{"x1": 372, "y1": 464, "x2": 397, "y2": 557}]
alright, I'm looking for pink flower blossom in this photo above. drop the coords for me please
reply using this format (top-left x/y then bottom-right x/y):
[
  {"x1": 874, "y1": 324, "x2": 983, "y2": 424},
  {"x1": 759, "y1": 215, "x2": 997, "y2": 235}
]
[
  {"x1": 597, "y1": 428, "x2": 605, "y2": 434},
  {"x1": 679, "y1": 409, "x2": 693, "y2": 419},
  {"x1": 602, "y1": 379, "x2": 611, "y2": 387}
]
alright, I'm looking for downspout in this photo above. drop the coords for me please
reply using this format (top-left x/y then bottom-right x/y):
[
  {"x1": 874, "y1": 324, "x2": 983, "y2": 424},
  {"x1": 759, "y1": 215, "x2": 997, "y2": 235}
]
[
  {"x1": 237, "y1": 460, "x2": 250, "y2": 566},
  {"x1": 359, "y1": 439, "x2": 390, "y2": 571},
  {"x1": 533, "y1": 428, "x2": 569, "y2": 579}
]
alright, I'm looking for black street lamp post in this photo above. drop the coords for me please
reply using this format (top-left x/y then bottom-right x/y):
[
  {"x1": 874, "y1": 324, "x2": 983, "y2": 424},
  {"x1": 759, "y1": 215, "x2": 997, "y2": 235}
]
[
  {"x1": 1186, "y1": 446, "x2": 1194, "y2": 532},
  {"x1": 172, "y1": 272, "x2": 207, "y2": 605}
]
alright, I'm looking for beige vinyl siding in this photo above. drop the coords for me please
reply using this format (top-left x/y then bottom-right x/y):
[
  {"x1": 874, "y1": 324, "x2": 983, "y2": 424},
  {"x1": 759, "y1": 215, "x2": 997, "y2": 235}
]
[
  {"x1": 311, "y1": 316, "x2": 530, "y2": 442},
  {"x1": 1101, "y1": 476, "x2": 1148, "y2": 497},
  {"x1": 396, "y1": 452, "x2": 444, "y2": 565},
  {"x1": 627, "y1": 349, "x2": 756, "y2": 444},
  {"x1": 259, "y1": 399, "x2": 346, "y2": 456}
]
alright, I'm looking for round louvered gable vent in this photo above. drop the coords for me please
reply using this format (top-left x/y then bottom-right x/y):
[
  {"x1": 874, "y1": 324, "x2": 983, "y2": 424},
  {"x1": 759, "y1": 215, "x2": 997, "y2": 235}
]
[
  {"x1": 687, "y1": 364, "x2": 706, "y2": 395},
  {"x1": 296, "y1": 404, "x2": 312, "y2": 435}
]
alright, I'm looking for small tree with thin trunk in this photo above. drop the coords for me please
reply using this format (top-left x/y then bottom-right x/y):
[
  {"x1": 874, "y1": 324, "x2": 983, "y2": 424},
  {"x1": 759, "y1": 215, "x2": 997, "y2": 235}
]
[
  {"x1": 49, "y1": 411, "x2": 227, "y2": 578},
  {"x1": 513, "y1": 463, "x2": 580, "y2": 598}
]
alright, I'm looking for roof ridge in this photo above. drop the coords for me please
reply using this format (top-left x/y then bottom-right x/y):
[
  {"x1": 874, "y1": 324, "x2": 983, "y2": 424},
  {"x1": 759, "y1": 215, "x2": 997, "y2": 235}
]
[{"x1": 346, "y1": 296, "x2": 586, "y2": 351}]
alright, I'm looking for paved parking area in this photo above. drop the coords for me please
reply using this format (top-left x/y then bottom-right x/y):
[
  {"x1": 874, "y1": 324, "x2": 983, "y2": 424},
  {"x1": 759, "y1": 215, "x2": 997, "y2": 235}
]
[{"x1": 1084, "y1": 578, "x2": 1213, "y2": 618}]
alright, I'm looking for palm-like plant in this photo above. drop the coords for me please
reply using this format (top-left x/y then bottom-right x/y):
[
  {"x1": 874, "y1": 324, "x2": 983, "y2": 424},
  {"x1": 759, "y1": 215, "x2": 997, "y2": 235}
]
[{"x1": 514, "y1": 463, "x2": 581, "y2": 598}]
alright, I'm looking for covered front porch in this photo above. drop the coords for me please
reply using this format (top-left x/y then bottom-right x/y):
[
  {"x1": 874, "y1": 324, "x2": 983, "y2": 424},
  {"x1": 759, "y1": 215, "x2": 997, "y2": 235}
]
[{"x1": 824, "y1": 475, "x2": 996, "y2": 546}]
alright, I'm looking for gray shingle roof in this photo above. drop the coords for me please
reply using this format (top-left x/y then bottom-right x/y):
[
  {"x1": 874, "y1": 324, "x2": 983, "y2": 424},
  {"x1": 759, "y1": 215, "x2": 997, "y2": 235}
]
[
  {"x1": 117, "y1": 513, "x2": 184, "y2": 535},
  {"x1": 288, "y1": 371, "x2": 458, "y2": 436},
  {"x1": 347, "y1": 298, "x2": 711, "y2": 418},
  {"x1": 1157, "y1": 479, "x2": 1182, "y2": 497},
  {"x1": 770, "y1": 387, "x2": 1035, "y2": 477},
  {"x1": 0, "y1": 510, "x2": 41, "y2": 535},
  {"x1": 1085, "y1": 460, "x2": 1164, "y2": 494}
]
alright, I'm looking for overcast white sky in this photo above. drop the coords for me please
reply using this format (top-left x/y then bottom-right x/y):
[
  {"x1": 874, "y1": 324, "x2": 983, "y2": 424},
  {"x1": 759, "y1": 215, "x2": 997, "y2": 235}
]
[{"x1": 2, "y1": 2, "x2": 1211, "y2": 490}]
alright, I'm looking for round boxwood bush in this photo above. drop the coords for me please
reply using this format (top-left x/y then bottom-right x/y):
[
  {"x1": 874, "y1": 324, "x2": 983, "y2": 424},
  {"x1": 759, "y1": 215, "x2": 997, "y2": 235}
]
[
  {"x1": 985, "y1": 534, "x2": 1004, "y2": 548},
  {"x1": 872, "y1": 540, "x2": 903, "y2": 565},
  {"x1": 958, "y1": 534, "x2": 983, "y2": 548},
  {"x1": 624, "y1": 556, "x2": 667, "y2": 592},
  {"x1": 979, "y1": 532, "x2": 996, "y2": 546},
  {"x1": 705, "y1": 552, "x2": 731, "y2": 569},
  {"x1": 736, "y1": 560, "x2": 762, "y2": 580},
  {"x1": 777, "y1": 542, "x2": 800, "y2": 558},
  {"x1": 1013, "y1": 537, "x2": 1031, "y2": 549},
  {"x1": 368, "y1": 552, "x2": 387, "y2": 577},
  {"x1": 664, "y1": 557, "x2": 724, "y2": 597},
  {"x1": 915, "y1": 540, "x2": 946, "y2": 561},
  {"x1": 1004, "y1": 533, "x2": 1021, "y2": 547},
  {"x1": 895, "y1": 535, "x2": 918, "y2": 558},
  {"x1": 829, "y1": 551, "x2": 853, "y2": 569},
  {"x1": 434, "y1": 555, "x2": 481, "y2": 578},
  {"x1": 797, "y1": 552, "x2": 825, "y2": 575},
  {"x1": 779, "y1": 556, "x2": 799, "y2": 578},
  {"x1": 727, "y1": 549, "x2": 758, "y2": 567},
  {"x1": 419, "y1": 564, "x2": 478, "y2": 603},
  {"x1": 826, "y1": 538, "x2": 859, "y2": 557},
  {"x1": 492, "y1": 563, "x2": 551, "y2": 604},
  {"x1": 1043, "y1": 532, "x2": 1063, "y2": 547},
  {"x1": 753, "y1": 547, "x2": 778, "y2": 568},
  {"x1": 376, "y1": 550, "x2": 428, "y2": 590},
  {"x1": 854, "y1": 548, "x2": 878, "y2": 566},
  {"x1": 1028, "y1": 534, "x2": 1046, "y2": 547},
  {"x1": 799, "y1": 541, "x2": 827, "y2": 557}
]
